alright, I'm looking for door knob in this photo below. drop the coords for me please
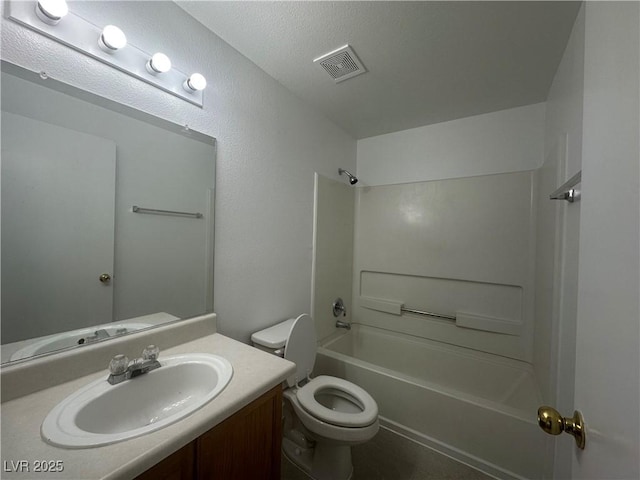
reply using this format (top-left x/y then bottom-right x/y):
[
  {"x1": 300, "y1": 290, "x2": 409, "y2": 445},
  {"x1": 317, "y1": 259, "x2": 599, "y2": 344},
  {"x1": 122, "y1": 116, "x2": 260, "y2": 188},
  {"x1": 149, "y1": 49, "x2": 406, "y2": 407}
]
[
  {"x1": 537, "y1": 406, "x2": 586, "y2": 449},
  {"x1": 99, "y1": 273, "x2": 112, "y2": 284}
]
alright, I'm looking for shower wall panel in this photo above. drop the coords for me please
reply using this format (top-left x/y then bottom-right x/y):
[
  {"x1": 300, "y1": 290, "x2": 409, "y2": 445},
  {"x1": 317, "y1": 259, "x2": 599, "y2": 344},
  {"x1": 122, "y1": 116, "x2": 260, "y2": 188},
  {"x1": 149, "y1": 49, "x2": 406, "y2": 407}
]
[
  {"x1": 311, "y1": 173, "x2": 355, "y2": 341},
  {"x1": 352, "y1": 171, "x2": 536, "y2": 361}
]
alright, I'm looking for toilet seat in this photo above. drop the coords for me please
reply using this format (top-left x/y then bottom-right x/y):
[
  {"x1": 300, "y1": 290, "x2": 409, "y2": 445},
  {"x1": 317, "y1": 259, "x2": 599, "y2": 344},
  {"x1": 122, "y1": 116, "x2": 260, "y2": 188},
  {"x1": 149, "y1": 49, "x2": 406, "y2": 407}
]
[{"x1": 296, "y1": 375, "x2": 378, "y2": 428}]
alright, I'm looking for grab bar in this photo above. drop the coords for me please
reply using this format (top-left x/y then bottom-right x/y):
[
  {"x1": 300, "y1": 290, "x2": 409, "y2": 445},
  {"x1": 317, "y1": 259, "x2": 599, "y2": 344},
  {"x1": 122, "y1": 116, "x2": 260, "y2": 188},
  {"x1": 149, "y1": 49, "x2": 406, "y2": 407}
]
[
  {"x1": 132, "y1": 205, "x2": 203, "y2": 219},
  {"x1": 360, "y1": 296, "x2": 522, "y2": 336},
  {"x1": 359, "y1": 297, "x2": 455, "y2": 319},
  {"x1": 400, "y1": 307, "x2": 456, "y2": 321},
  {"x1": 549, "y1": 171, "x2": 581, "y2": 203}
]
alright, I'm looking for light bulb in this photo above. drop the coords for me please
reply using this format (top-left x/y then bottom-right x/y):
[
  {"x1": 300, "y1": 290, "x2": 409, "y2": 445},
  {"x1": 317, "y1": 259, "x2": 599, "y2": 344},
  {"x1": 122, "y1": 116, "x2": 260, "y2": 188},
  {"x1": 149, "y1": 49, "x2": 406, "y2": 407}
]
[
  {"x1": 98, "y1": 25, "x2": 127, "y2": 52},
  {"x1": 183, "y1": 73, "x2": 207, "y2": 92},
  {"x1": 146, "y1": 53, "x2": 172, "y2": 74},
  {"x1": 35, "y1": 0, "x2": 68, "y2": 25}
]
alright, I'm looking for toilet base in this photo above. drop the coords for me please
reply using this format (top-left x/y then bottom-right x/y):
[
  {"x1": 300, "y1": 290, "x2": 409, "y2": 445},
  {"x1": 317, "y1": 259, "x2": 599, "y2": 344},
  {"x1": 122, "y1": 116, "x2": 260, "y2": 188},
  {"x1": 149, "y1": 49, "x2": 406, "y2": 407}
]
[{"x1": 283, "y1": 436, "x2": 354, "y2": 480}]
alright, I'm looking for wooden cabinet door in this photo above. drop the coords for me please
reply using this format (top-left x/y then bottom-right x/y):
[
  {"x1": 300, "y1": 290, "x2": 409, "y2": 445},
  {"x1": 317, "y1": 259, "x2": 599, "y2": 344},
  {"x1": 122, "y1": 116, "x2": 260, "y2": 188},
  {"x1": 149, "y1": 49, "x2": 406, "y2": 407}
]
[
  {"x1": 197, "y1": 385, "x2": 282, "y2": 480},
  {"x1": 135, "y1": 441, "x2": 195, "y2": 480}
]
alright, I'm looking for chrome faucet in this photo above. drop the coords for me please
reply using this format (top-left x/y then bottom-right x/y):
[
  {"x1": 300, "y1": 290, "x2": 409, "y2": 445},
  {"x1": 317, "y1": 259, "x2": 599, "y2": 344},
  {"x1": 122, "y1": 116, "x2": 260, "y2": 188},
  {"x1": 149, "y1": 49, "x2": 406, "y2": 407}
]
[
  {"x1": 336, "y1": 320, "x2": 351, "y2": 330},
  {"x1": 333, "y1": 298, "x2": 351, "y2": 330},
  {"x1": 107, "y1": 345, "x2": 161, "y2": 385},
  {"x1": 83, "y1": 329, "x2": 111, "y2": 344}
]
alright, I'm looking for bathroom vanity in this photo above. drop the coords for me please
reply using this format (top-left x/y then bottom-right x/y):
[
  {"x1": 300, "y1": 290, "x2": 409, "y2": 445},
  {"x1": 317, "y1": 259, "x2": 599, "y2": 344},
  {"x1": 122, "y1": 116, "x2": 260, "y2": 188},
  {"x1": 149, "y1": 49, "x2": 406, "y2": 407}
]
[
  {"x1": 136, "y1": 385, "x2": 282, "y2": 480},
  {"x1": 0, "y1": 315, "x2": 295, "y2": 480}
]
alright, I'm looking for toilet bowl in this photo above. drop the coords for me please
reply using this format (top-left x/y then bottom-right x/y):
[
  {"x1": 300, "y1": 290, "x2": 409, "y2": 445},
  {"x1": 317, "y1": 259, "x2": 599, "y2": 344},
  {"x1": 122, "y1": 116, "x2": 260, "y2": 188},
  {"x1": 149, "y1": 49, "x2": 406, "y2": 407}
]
[{"x1": 251, "y1": 314, "x2": 379, "y2": 480}]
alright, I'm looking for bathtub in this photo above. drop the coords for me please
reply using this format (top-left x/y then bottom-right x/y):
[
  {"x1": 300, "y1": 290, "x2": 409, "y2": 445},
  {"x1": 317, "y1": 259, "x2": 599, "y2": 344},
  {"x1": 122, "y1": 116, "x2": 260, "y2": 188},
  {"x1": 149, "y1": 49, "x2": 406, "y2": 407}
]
[{"x1": 314, "y1": 324, "x2": 548, "y2": 479}]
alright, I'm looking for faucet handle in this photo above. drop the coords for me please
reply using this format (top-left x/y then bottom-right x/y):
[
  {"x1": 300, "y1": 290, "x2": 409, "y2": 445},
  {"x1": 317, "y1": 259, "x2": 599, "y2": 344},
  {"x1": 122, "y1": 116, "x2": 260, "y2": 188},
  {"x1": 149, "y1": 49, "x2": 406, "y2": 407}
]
[
  {"x1": 142, "y1": 345, "x2": 160, "y2": 361},
  {"x1": 109, "y1": 354, "x2": 129, "y2": 375},
  {"x1": 333, "y1": 297, "x2": 347, "y2": 317}
]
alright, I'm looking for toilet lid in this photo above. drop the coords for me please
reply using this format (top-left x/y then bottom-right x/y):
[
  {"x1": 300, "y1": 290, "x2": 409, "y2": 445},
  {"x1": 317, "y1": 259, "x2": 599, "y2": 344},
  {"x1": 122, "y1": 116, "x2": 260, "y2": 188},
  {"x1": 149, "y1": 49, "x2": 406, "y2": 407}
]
[
  {"x1": 284, "y1": 314, "x2": 316, "y2": 387},
  {"x1": 250, "y1": 318, "x2": 296, "y2": 349},
  {"x1": 296, "y1": 376, "x2": 378, "y2": 428}
]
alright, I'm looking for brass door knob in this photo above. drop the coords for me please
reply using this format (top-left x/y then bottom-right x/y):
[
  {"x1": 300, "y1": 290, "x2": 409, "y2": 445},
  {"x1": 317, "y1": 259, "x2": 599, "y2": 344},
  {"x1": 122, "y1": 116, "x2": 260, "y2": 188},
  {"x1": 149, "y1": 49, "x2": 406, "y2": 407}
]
[
  {"x1": 537, "y1": 406, "x2": 586, "y2": 449},
  {"x1": 99, "y1": 273, "x2": 112, "y2": 284}
]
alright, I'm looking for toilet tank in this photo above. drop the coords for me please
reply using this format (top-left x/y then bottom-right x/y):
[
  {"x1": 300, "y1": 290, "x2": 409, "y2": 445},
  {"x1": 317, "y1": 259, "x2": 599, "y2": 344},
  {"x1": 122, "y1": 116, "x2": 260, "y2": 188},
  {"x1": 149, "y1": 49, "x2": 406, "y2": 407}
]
[{"x1": 251, "y1": 318, "x2": 296, "y2": 357}]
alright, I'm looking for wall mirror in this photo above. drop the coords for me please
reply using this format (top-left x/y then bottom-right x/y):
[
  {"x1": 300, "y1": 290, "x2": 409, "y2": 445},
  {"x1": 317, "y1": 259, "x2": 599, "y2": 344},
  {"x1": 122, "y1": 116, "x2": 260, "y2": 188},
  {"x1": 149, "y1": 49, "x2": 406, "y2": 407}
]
[{"x1": 1, "y1": 61, "x2": 216, "y2": 365}]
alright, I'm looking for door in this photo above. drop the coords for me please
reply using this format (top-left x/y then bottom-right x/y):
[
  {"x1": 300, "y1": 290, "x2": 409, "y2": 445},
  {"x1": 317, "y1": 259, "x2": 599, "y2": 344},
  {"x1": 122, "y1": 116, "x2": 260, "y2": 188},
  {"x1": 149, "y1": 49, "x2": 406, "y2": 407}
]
[
  {"x1": 1, "y1": 111, "x2": 116, "y2": 343},
  {"x1": 571, "y1": 3, "x2": 639, "y2": 478}
]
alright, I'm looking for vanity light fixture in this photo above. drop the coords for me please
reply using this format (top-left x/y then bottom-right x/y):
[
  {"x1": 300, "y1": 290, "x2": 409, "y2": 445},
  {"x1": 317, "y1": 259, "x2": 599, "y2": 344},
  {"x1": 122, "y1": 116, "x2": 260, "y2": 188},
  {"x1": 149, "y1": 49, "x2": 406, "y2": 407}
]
[
  {"x1": 98, "y1": 25, "x2": 127, "y2": 52},
  {"x1": 184, "y1": 73, "x2": 207, "y2": 92},
  {"x1": 9, "y1": 0, "x2": 205, "y2": 106},
  {"x1": 35, "y1": 0, "x2": 68, "y2": 25},
  {"x1": 146, "y1": 53, "x2": 172, "y2": 74}
]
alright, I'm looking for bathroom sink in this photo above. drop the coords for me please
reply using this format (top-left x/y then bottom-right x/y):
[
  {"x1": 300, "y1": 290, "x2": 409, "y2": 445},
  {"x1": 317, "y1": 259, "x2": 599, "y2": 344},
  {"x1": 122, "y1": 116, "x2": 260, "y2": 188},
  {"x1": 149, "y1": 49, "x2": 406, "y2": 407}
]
[
  {"x1": 10, "y1": 323, "x2": 154, "y2": 361},
  {"x1": 41, "y1": 353, "x2": 233, "y2": 448}
]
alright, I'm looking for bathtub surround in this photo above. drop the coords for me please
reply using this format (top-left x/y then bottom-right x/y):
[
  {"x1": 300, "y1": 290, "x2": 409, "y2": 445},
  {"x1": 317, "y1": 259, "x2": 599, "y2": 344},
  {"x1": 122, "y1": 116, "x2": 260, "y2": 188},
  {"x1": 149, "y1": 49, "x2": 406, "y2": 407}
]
[
  {"x1": 313, "y1": 147, "x2": 541, "y2": 475},
  {"x1": 352, "y1": 105, "x2": 544, "y2": 366},
  {"x1": 0, "y1": 1, "x2": 357, "y2": 344},
  {"x1": 352, "y1": 171, "x2": 536, "y2": 362},
  {"x1": 311, "y1": 169, "x2": 545, "y2": 477},
  {"x1": 311, "y1": 174, "x2": 356, "y2": 341}
]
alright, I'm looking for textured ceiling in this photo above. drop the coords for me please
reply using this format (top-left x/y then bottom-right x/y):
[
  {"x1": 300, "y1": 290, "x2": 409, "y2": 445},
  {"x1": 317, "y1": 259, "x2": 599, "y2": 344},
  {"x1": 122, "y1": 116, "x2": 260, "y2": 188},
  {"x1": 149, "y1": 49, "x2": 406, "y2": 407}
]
[{"x1": 177, "y1": 1, "x2": 580, "y2": 139}]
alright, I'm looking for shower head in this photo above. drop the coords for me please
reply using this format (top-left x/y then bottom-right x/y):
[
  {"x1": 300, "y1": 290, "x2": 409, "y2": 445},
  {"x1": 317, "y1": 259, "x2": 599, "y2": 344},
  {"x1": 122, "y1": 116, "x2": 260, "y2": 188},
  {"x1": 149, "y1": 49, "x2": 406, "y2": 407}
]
[{"x1": 338, "y1": 168, "x2": 358, "y2": 185}]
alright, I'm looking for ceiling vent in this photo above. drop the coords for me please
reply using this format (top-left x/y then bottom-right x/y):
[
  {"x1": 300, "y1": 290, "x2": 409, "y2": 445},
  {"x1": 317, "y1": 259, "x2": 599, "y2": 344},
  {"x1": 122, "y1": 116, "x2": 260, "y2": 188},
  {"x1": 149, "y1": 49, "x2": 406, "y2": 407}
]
[{"x1": 313, "y1": 45, "x2": 367, "y2": 83}]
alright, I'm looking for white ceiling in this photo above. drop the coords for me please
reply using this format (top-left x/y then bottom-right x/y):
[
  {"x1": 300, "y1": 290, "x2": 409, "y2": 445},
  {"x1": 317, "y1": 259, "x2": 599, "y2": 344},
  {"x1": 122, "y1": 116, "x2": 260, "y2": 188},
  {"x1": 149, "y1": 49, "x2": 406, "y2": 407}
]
[{"x1": 177, "y1": 1, "x2": 580, "y2": 139}]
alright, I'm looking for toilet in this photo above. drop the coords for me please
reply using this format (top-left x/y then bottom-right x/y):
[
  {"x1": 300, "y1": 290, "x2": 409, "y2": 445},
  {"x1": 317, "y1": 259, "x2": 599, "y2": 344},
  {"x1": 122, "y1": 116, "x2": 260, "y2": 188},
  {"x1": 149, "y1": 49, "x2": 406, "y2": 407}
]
[{"x1": 251, "y1": 314, "x2": 379, "y2": 480}]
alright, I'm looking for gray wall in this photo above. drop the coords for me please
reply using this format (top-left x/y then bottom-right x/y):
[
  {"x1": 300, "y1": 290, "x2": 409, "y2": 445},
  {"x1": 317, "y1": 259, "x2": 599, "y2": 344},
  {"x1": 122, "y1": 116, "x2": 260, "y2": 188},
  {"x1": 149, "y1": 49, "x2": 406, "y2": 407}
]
[{"x1": 0, "y1": 1, "x2": 357, "y2": 343}]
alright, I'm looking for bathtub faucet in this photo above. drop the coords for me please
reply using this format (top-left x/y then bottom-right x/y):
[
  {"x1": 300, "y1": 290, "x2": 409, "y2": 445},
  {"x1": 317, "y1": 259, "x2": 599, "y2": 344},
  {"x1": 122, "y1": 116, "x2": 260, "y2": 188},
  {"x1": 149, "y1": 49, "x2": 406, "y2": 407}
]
[{"x1": 336, "y1": 320, "x2": 351, "y2": 330}]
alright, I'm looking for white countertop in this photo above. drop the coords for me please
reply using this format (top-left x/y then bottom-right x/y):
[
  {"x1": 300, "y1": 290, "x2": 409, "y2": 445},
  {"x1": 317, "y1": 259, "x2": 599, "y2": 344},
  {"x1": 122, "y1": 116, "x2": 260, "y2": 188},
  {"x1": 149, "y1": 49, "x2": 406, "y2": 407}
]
[{"x1": 1, "y1": 333, "x2": 295, "y2": 479}]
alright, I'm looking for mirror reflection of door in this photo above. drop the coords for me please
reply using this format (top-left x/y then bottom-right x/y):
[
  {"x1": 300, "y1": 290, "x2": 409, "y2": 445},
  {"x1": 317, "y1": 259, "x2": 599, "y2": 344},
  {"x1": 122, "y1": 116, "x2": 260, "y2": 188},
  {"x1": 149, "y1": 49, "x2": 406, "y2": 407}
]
[{"x1": 1, "y1": 112, "x2": 116, "y2": 343}]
